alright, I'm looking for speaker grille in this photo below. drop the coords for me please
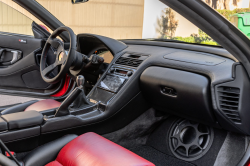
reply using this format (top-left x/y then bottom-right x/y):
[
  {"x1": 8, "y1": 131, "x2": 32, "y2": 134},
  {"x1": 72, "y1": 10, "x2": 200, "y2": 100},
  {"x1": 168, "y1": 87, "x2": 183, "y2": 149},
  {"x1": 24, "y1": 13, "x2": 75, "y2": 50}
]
[
  {"x1": 169, "y1": 119, "x2": 214, "y2": 161},
  {"x1": 217, "y1": 86, "x2": 241, "y2": 123}
]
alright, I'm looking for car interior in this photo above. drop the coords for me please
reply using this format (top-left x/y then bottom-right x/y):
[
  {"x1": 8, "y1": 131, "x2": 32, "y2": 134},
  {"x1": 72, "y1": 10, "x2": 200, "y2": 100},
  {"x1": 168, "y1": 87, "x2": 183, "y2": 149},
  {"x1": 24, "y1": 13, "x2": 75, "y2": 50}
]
[{"x1": 0, "y1": 0, "x2": 250, "y2": 166}]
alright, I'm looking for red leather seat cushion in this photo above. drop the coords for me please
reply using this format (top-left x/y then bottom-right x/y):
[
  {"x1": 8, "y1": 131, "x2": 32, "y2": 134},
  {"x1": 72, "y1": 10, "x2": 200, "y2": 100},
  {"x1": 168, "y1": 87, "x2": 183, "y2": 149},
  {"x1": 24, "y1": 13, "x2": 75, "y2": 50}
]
[
  {"x1": 46, "y1": 132, "x2": 155, "y2": 166},
  {"x1": 46, "y1": 161, "x2": 62, "y2": 166},
  {"x1": 24, "y1": 99, "x2": 61, "y2": 112}
]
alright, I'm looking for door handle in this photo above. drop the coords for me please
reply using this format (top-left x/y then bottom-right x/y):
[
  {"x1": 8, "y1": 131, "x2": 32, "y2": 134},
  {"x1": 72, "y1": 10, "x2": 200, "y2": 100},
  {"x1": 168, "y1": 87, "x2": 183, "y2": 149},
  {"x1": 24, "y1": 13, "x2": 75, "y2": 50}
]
[
  {"x1": 10, "y1": 51, "x2": 22, "y2": 64},
  {"x1": 0, "y1": 48, "x2": 5, "y2": 62},
  {"x1": 0, "y1": 49, "x2": 22, "y2": 66}
]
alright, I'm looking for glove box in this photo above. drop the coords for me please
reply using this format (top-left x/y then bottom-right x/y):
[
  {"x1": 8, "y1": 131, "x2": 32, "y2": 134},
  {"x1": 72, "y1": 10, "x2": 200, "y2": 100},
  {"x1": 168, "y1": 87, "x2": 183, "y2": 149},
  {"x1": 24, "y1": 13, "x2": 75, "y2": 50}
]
[{"x1": 140, "y1": 67, "x2": 216, "y2": 126}]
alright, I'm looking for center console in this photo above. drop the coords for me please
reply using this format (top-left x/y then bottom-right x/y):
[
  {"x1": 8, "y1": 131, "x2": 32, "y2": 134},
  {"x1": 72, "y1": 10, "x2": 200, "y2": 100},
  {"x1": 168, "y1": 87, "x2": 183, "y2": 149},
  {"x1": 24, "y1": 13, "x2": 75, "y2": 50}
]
[
  {"x1": 88, "y1": 65, "x2": 135, "y2": 106},
  {"x1": 0, "y1": 111, "x2": 43, "y2": 150},
  {"x1": 39, "y1": 52, "x2": 150, "y2": 133},
  {"x1": 0, "y1": 51, "x2": 149, "y2": 154}
]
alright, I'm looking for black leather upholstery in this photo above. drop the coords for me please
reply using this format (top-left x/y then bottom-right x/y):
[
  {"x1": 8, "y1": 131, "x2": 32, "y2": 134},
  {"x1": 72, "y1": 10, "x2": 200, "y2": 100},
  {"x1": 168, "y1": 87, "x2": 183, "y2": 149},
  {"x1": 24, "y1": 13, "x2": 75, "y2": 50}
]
[
  {"x1": 1, "y1": 111, "x2": 43, "y2": 130},
  {"x1": 0, "y1": 153, "x2": 18, "y2": 166},
  {"x1": 1, "y1": 100, "x2": 38, "y2": 115},
  {"x1": 23, "y1": 134, "x2": 77, "y2": 166},
  {"x1": 0, "y1": 118, "x2": 7, "y2": 132}
]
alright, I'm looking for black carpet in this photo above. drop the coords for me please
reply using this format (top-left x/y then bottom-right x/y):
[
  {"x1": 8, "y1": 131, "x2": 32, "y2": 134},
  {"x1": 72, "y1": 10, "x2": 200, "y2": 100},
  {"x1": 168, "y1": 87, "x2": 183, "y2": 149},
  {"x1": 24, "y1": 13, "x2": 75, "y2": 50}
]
[{"x1": 130, "y1": 145, "x2": 195, "y2": 166}]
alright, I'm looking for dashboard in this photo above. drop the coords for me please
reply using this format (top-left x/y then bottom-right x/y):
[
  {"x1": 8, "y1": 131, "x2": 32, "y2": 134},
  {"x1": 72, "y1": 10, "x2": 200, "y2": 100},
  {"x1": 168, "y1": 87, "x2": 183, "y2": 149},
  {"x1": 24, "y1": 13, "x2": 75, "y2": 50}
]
[{"x1": 76, "y1": 33, "x2": 250, "y2": 136}]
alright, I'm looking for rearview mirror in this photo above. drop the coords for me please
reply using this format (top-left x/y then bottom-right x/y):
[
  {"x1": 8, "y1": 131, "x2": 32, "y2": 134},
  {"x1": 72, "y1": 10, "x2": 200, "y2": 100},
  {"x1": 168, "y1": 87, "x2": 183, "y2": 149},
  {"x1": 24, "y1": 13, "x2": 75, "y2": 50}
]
[{"x1": 72, "y1": 0, "x2": 89, "y2": 4}]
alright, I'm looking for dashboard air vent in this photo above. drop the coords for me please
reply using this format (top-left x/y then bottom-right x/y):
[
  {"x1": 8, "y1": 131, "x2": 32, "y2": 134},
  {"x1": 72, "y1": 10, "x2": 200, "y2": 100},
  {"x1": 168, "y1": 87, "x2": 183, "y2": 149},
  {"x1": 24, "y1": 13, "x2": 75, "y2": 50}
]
[
  {"x1": 115, "y1": 53, "x2": 149, "y2": 68},
  {"x1": 217, "y1": 86, "x2": 241, "y2": 123},
  {"x1": 116, "y1": 57, "x2": 143, "y2": 67}
]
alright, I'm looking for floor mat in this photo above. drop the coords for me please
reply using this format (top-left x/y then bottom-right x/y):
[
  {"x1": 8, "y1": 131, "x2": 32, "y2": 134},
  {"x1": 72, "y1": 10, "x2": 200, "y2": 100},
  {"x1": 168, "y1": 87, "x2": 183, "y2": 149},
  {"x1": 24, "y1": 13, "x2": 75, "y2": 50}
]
[{"x1": 130, "y1": 145, "x2": 195, "y2": 166}]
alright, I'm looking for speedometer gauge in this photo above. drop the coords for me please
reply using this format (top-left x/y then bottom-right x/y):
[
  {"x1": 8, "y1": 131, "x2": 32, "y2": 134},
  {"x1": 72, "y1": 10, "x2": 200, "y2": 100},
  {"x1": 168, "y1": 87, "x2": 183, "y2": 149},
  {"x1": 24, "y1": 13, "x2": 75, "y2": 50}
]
[
  {"x1": 93, "y1": 48, "x2": 113, "y2": 63},
  {"x1": 94, "y1": 48, "x2": 109, "y2": 56}
]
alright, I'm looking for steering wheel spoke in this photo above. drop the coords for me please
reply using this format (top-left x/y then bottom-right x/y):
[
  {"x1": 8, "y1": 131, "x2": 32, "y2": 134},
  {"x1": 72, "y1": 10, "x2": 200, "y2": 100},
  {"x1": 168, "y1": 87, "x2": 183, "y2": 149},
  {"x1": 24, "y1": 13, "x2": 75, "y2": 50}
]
[
  {"x1": 42, "y1": 61, "x2": 59, "y2": 76},
  {"x1": 47, "y1": 38, "x2": 60, "y2": 49},
  {"x1": 57, "y1": 44, "x2": 64, "y2": 54}
]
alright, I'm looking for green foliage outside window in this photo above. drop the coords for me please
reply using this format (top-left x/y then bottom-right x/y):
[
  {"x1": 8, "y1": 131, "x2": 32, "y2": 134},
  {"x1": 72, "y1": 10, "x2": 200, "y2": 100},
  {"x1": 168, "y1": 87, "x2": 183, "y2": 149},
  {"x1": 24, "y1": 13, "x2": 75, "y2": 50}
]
[
  {"x1": 216, "y1": 8, "x2": 250, "y2": 21},
  {"x1": 158, "y1": 8, "x2": 249, "y2": 46},
  {"x1": 173, "y1": 29, "x2": 219, "y2": 46}
]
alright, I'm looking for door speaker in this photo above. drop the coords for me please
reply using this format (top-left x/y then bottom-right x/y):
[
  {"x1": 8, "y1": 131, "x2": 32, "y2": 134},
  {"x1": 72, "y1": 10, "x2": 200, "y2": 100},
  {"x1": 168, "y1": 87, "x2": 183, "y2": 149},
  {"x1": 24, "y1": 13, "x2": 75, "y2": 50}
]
[{"x1": 169, "y1": 119, "x2": 214, "y2": 161}]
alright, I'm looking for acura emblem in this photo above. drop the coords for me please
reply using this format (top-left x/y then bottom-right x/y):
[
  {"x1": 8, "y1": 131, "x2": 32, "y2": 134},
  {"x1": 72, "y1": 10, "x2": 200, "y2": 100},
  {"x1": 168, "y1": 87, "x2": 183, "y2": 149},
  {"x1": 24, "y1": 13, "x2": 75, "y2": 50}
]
[{"x1": 59, "y1": 52, "x2": 64, "y2": 61}]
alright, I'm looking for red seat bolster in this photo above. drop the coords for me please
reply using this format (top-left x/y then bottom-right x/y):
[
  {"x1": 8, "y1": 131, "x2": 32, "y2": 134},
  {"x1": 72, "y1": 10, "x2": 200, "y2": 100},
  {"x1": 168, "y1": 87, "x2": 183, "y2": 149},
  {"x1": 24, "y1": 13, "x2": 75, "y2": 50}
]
[
  {"x1": 46, "y1": 161, "x2": 63, "y2": 166},
  {"x1": 45, "y1": 161, "x2": 62, "y2": 166},
  {"x1": 46, "y1": 132, "x2": 155, "y2": 166},
  {"x1": 24, "y1": 99, "x2": 61, "y2": 112}
]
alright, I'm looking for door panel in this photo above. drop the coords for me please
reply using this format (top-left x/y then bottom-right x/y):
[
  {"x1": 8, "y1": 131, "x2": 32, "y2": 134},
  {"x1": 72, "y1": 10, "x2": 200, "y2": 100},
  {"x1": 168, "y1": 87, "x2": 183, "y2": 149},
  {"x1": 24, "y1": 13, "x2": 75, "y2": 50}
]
[
  {"x1": 0, "y1": 34, "x2": 49, "y2": 88},
  {"x1": 0, "y1": 1, "x2": 73, "y2": 99},
  {"x1": 0, "y1": 33, "x2": 66, "y2": 97},
  {"x1": 0, "y1": 33, "x2": 73, "y2": 98},
  {"x1": 0, "y1": 33, "x2": 42, "y2": 58}
]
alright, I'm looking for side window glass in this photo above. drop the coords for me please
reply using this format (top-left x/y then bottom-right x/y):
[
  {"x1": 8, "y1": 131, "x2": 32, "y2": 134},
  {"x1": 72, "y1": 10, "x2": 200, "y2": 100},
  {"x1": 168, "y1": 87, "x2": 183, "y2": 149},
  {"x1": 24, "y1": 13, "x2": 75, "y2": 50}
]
[
  {"x1": 0, "y1": 0, "x2": 52, "y2": 36},
  {"x1": 0, "y1": 1, "x2": 34, "y2": 35}
]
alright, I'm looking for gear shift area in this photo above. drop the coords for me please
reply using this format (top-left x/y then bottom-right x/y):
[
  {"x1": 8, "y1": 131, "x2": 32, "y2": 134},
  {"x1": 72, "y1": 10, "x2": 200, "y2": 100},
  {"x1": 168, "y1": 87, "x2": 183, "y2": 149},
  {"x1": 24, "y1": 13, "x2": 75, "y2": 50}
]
[
  {"x1": 54, "y1": 75, "x2": 93, "y2": 117},
  {"x1": 76, "y1": 75, "x2": 85, "y2": 89}
]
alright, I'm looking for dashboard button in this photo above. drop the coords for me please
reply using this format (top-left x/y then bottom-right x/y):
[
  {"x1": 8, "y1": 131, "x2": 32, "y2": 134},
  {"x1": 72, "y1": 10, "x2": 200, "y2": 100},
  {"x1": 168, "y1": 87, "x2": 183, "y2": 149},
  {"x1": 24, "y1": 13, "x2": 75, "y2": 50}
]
[
  {"x1": 127, "y1": 71, "x2": 133, "y2": 77},
  {"x1": 110, "y1": 68, "x2": 115, "y2": 73}
]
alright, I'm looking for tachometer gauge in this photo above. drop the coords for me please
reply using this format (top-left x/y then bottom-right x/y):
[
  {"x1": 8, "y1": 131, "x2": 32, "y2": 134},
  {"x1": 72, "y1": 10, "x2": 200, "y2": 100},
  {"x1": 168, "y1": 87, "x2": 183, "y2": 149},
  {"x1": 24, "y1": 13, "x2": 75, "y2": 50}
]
[
  {"x1": 93, "y1": 48, "x2": 113, "y2": 63},
  {"x1": 94, "y1": 48, "x2": 109, "y2": 56}
]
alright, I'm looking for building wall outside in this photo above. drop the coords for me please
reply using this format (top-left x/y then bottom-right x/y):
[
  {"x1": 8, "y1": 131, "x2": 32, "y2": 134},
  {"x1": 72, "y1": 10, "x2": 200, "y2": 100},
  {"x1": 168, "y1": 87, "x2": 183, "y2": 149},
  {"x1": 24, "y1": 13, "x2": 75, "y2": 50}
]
[
  {"x1": 0, "y1": 0, "x2": 248, "y2": 39},
  {"x1": 0, "y1": 0, "x2": 144, "y2": 39},
  {"x1": 0, "y1": 0, "x2": 39, "y2": 36}
]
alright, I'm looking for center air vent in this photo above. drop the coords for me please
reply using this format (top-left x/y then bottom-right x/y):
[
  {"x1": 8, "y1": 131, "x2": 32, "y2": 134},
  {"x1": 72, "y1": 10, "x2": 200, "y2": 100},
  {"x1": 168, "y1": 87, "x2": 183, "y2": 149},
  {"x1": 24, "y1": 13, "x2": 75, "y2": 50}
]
[
  {"x1": 115, "y1": 53, "x2": 149, "y2": 68},
  {"x1": 217, "y1": 86, "x2": 241, "y2": 123}
]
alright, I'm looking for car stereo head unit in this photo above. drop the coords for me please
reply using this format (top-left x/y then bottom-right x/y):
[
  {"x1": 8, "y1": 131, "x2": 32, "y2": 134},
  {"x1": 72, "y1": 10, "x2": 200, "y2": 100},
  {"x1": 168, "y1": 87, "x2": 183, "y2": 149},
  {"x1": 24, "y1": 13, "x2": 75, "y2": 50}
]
[{"x1": 98, "y1": 75, "x2": 126, "y2": 92}]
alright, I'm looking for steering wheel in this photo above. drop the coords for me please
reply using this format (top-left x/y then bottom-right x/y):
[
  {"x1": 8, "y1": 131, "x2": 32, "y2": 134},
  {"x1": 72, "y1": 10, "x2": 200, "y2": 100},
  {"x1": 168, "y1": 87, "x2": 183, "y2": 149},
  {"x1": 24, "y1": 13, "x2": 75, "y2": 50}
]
[{"x1": 40, "y1": 26, "x2": 76, "y2": 84}]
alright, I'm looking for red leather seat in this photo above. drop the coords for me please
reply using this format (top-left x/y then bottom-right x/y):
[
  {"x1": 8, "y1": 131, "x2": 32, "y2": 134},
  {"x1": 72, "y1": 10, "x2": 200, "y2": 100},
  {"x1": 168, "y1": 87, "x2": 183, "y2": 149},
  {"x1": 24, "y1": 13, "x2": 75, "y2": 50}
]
[
  {"x1": 45, "y1": 132, "x2": 154, "y2": 166},
  {"x1": 24, "y1": 99, "x2": 61, "y2": 112}
]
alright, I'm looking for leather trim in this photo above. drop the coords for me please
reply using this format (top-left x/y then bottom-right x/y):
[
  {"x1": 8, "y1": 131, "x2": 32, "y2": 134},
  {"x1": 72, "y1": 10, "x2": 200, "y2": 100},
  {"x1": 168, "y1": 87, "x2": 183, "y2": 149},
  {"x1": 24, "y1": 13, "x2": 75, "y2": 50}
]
[
  {"x1": 0, "y1": 153, "x2": 18, "y2": 166},
  {"x1": 47, "y1": 132, "x2": 154, "y2": 166},
  {"x1": 0, "y1": 126, "x2": 40, "y2": 143},
  {"x1": 1, "y1": 111, "x2": 43, "y2": 130},
  {"x1": 23, "y1": 134, "x2": 77, "y2": 166},
  {"x1": 1, "y1": 100, "x2": 38, "y2": 115},
  {"x1": 45, "y1": 161, "x2": 62, "y2": 166},
  {"x1": 25, "y1": 99, "x2": 61, "y2": 112},
  {"x1": 0, "y1": 117, "x2": 7, "y2": 132}
]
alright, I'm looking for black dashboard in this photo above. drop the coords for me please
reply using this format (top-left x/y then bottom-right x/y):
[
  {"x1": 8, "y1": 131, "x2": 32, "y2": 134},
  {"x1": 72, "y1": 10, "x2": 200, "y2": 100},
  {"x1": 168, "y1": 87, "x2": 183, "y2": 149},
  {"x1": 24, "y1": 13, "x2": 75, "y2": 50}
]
[{"x1": 75, "y1": 33, "x2": 250, "y2": 136}]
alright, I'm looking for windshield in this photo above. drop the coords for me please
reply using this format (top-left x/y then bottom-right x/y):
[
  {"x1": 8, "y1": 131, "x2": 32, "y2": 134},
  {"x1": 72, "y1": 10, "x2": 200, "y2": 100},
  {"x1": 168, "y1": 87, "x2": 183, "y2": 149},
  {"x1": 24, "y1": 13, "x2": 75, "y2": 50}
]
[{"x1": 35, "y1": 0, "x2": 250, "y2": 46}]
